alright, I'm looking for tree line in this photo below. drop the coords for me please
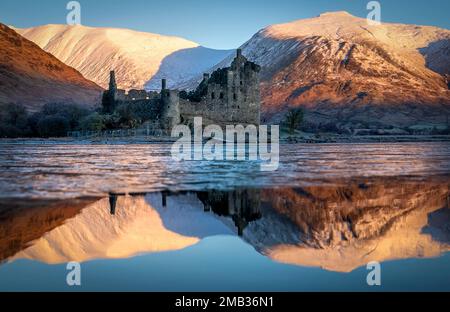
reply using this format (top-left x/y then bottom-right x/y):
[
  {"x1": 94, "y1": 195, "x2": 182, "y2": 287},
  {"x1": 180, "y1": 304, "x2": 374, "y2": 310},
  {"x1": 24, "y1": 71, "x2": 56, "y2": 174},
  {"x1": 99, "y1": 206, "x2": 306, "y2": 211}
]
[{"x1": 0, "y1": 101, "x2": 156, "y2": 138}]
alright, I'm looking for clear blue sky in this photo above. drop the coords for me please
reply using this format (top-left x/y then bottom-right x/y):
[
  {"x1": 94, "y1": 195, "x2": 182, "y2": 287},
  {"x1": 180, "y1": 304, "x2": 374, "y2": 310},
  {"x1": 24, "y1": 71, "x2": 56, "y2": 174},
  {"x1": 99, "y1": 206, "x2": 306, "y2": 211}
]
[{"x1": 0, "y1": 0, "x2": 449, "y2": 49}]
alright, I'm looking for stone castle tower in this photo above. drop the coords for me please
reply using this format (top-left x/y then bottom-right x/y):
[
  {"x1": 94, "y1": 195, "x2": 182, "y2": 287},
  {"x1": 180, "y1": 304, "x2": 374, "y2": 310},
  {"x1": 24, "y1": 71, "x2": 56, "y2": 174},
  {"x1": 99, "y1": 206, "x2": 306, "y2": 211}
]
[
  {"x1": 160, "y1": 78, "x2": 181, "y2": 130},
  {"x1": 226, "y1": 48, "x2": 261, "y2": 125},
  {"x1": 101, "y1": 70, "x2": 119, "y2": 114},
  {"x1": 102, "y1": 49, "x2": 261, "y2": 130},
  {"x1": 180, "y1": 49, "x2": 261, "y2": 126},
  {"x1": 109, "y1": 70, "x2": 117, "y2": 93}
]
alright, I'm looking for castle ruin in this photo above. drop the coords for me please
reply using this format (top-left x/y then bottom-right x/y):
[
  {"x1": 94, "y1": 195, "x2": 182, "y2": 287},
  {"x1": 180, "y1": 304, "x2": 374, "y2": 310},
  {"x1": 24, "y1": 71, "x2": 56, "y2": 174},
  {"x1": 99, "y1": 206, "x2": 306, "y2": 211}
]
[{"x1": 102, "y1": 49, "x2": 261, "y2": 130}]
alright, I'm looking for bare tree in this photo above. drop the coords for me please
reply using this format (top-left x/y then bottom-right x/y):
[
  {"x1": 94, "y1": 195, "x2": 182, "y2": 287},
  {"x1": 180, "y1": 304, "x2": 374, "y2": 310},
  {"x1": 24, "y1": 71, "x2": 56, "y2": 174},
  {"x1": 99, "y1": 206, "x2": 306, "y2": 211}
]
[{"x1": 285, "y1": 108, "x2": 304, "y2": 137}]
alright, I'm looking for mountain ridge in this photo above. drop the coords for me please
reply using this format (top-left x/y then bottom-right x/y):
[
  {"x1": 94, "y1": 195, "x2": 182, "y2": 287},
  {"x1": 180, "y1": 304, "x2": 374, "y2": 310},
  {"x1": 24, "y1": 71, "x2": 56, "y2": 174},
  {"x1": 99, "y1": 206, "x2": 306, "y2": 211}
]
[
  {"x1": 0, "y1": 23, "x2": 102, "y2": 111},
  {"x1": 10, "y1": 12, "x2": 450, "y2": 129},
  {"x1": 16, "y1": 24, "x2": 232, "y2": 90},
  {"x1": 183, "y1": 11, "x2": 450, "y2": 129}
]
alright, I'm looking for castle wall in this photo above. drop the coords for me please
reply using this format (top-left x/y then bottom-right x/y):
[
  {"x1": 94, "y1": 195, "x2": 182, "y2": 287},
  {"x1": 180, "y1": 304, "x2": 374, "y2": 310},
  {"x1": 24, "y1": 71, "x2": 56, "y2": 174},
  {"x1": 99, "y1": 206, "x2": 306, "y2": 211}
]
[
  {"x1": 133, "y1": 98, "x2": 161, "y2": 115},
  {"x1": 114, "y1": 89, "x2": 159, "y2": 102},
  {"x1": 104, "y1": 50, "x2": 261, "y2": 130},
  {"x1": 180, "y1": 98, "x2": 259, "y2": 127},
  {"x1": 179, "y1": 54, "x2": 261, "y2": 127}
]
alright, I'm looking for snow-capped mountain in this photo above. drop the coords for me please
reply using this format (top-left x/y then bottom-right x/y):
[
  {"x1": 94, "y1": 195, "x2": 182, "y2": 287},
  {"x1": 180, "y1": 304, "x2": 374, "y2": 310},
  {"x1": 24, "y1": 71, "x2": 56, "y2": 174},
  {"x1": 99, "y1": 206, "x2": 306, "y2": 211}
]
[
  {"x1": 16, "y1": 24, "x2": 231, "y2": 91},
  {"x1": 188, "y1": 12, "x2": 450, "y2": 129}
]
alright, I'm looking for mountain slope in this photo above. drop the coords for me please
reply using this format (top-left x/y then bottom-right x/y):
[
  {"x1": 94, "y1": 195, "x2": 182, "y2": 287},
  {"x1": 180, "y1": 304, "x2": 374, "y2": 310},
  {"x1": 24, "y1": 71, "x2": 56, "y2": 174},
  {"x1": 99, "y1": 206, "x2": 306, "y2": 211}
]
[
  {"x1": 16, "y1": 24, "x2": 232, "y2": 90},
  {"x1": 0, "y1": 24, "x2": 102, "y2": 111},
  {"x1": 203, "y1": 12, "x2": 450, "y2": 129}
]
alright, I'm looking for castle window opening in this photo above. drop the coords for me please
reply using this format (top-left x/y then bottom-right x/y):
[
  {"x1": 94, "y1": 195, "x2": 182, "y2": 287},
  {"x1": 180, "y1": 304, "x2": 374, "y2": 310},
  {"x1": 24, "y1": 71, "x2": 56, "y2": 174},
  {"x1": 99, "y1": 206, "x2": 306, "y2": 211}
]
[
  {"x1": 219, "y1": 92, "x2": 224, "y2": 99},
  {"x1": 233, "y1": 93, "x2": 237, "y2": 101},
  {"x1": 211, "y1": 92, "x2": 215, "y2": 99}
]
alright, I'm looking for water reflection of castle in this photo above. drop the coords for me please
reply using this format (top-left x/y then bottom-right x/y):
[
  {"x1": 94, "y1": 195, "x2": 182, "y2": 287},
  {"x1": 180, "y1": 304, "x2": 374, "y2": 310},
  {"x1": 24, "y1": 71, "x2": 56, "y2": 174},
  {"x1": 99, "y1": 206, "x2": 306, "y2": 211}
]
[
  {"x1": 2, "y1": 178, "x2": 450, "y2": 271},
  {"x1": 108, "y1": 189, "x2": 262, "y2": 236},
  {"x1": 196, "y1": 189, "x2": 262, "y2": 236}
]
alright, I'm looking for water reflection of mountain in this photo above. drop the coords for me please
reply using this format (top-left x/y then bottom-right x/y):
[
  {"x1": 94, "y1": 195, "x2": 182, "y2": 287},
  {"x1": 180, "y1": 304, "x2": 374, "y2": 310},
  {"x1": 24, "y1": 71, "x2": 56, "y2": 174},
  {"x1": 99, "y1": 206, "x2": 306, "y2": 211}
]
[
  {"x1": 8, "y1": 194, "x2": 231, "y2": 264},
  {"x1": 248, "y1": 177, "x2": 450, "y2": 272},
  {"x1": 0, "y1": 197, "x2": 99, "y2": 262},
  {"x1": 1, "y1": 176, "x2": 449, "y2": 272}
]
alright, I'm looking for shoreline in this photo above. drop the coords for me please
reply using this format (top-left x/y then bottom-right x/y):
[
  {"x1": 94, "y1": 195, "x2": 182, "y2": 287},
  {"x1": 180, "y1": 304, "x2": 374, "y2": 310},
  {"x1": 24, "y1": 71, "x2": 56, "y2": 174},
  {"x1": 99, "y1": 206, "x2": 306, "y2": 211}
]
[
  {"x1": 283, "y1": 134, "x2": 450, "y2": 143},
  {"x1": 0, "y1": 134, "x2": 449, "y2": 144}
]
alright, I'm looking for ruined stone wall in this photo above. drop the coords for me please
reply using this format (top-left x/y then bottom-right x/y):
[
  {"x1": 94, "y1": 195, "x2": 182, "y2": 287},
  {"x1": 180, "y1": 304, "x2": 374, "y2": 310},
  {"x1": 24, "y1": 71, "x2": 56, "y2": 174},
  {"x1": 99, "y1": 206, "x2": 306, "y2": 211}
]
[
  {"x1": 105, "y1": 50, "x2": 261, "y2": 130},
  {"x1": 114, "y1": 89, "x2": 159, "y2": 102},
  {"x1": 180, "y1": 79, "x2": 259, "y2": 125},
  {"x1": 179, "y1": 49, "x2": 260, "y2": 127},
  {"x1": 126, "y1": 98, "x2": 162, "y2": 117}
]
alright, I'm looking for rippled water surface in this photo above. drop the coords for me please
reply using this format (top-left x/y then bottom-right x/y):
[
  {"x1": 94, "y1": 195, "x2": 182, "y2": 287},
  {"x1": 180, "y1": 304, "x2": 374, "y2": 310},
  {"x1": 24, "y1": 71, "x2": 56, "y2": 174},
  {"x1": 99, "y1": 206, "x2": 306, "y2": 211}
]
[
  {"x1": 1, "y1": 141, "x2": 450, "y2": 199},
  {"x1": 0, "y1": 141, "x2": 449, "y2": 291}
]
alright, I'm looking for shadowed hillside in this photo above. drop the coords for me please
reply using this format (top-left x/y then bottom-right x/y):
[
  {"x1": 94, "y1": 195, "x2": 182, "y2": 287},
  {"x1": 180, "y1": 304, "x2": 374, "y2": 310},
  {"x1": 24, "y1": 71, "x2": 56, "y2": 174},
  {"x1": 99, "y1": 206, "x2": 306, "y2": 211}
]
[{"x1": 0, "y1": 24, "x2": 102, "y2": 111}]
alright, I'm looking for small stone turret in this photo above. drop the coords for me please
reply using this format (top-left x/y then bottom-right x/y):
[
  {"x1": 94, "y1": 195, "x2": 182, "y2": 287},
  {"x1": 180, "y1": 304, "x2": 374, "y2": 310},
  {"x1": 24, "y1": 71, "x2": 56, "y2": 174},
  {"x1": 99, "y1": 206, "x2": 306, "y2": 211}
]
[
  {"x1": 231, "y1": 48, "x2": 247, "y2": 70},
  {"x1": 109, "y1": 71, "x2": 117, "y2": 92},
  {"x1": 102, "y1": 70, "x2": 119, "y2": 113},
  {"x1": 160, "y1": 79, "x2": 181, "y2": 130}
]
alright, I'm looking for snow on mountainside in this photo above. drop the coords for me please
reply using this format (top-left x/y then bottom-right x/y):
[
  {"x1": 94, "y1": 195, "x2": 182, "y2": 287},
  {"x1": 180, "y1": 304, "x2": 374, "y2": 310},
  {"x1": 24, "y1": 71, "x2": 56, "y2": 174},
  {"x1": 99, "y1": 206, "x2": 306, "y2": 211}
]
[
  {"x1": 0, "y1": 24, "x2": 102, "y2": 111},
  {"x1": 12, "y1": 194, "x2": 232, "y2": 264},
  {"x1": 16, "y1": 24, "x2": 231, "y2": 90},
  {"x1": 188, "y1": 12, "x2": 450, "y2": 129},
  {"x1": 244, "y1": 179, "x2": 450, "y2": 272},
  {"x1": 9, "y1": 182, "x2": 450, "y2": 272}
]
